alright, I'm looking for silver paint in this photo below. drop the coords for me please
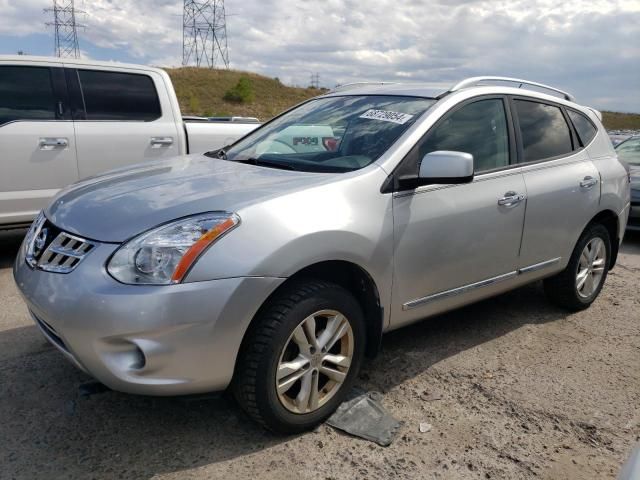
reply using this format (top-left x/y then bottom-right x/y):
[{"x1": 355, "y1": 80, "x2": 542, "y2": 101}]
[{"x1": 14, "y1": 81, "x2": 630, "y2": 396}]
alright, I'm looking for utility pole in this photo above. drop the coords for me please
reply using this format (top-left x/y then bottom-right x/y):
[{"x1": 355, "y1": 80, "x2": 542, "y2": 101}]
[
  {"x1": 45, "y1": 0, "x2": 83, "y2": 58},
  {"x1": 183, "y1": 0, "x2": 230, "y2": 68},
  {"x1": 310, "y1": 72, "x2": 320, "y2": 89}
]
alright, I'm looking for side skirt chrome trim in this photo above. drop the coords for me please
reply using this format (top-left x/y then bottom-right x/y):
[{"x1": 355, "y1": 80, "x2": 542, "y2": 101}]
[
  {"x1": 402, "y1": 271, "x2": 517, "y2": 311},
  {"x1": 402, "y1": 257, "x2": 562, "y2": 311},
  {"x1": 518, "y1": 257, "x2": 561, "y2": 274}
]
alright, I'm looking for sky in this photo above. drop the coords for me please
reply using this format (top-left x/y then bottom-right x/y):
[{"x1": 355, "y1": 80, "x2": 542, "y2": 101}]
[{"x1": 1, "y1": 0, "x2": 639, "y2": 112}]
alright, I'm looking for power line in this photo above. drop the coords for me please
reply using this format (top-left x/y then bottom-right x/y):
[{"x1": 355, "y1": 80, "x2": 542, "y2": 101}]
[
  {"x1": 183, "y1": 0, "x2": 230, "y2": 69},
  {"x1": 45, "y1": 0, "x2": 84, "y2": 59}
]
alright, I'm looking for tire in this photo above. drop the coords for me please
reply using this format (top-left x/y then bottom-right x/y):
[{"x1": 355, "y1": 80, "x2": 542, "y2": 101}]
[
  {"x1": 543, "y1": 223, "x2": 611, "y2": 311},
  {"x1": 233, "y1": 279, "x2": 366, "y2": 434}
]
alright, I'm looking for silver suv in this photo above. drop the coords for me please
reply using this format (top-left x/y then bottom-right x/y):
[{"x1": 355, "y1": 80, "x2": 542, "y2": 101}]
[{"x1": 14, "y1": 77, "x2": 630, "y2": 433}]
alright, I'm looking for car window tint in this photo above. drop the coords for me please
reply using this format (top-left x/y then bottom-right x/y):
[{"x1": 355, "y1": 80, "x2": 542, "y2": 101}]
[
  {"x1": 0, "y1": 66, "x2": 56, "y2": 125},
  {"x1": 567, "y1": 110, "x2": 597, "y2": 146},
  {"x1": 78, "y1": 70, "x2": 161, "y2": 121},
  {"x1": 515, "y1": 100, "x2": 573, "y2": 162},
  {"x1": 418, "y1": 99, "x2": 509, "y2": 173}
]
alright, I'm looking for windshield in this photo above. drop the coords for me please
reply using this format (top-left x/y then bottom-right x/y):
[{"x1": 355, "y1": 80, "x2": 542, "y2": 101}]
[
  {"x1": 616, "y1": 137, "x2": 640, "y2": 166},
  {"x1": 221, "y1": 95, "x2": 435, "y2": 172}
]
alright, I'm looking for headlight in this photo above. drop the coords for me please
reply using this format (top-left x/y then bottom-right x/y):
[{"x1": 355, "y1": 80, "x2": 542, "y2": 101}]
[{"x1": 107, "y1": 212, "x2": 240, "y2": 285}]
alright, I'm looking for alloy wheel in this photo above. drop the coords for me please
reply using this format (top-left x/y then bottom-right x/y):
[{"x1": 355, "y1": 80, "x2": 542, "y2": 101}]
[
  {"x1": 576, "y1": 237, "x2": 606, "y2": 298},
  {"x1": 275, "y1": 309, "x2": 354, "y2": 414}
]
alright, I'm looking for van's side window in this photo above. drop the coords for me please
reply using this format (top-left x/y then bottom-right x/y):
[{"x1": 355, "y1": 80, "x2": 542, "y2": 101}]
[
  {"x1": 418, "y1": 99, "x2": 510, "y2": 173},
  {"x1": 515, "y1": 100, "x2": 573, "y2": 162},
  {"x1": 567, "y1": 110, "x2": 597, "y2": 147},
  {"x1": 77, "y1": 70, "x2": 161, "y2": 121},
  {"x1": 0, "y1": 66, "x2": 57, "y2": 125}
]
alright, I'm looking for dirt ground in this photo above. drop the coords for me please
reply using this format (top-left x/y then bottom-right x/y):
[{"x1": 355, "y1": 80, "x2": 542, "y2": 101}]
[{"x1": 1, "y1": 229, "x2": 638, "y2": 480}]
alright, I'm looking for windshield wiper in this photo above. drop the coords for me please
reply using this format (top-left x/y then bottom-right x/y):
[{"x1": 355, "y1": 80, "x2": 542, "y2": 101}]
[{"x1": 235, "y1": 158, "x2": 297, "y2": 171}]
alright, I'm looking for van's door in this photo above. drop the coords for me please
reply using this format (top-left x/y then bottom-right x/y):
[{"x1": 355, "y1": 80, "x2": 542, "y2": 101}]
[
  {"x1": 67, "y1": 67, "x2": 181, "y2": 178},
  {"x1": 0, "y1": 64, "x2": 77, "y2": 226},
  {"x1": 512, "y1": 98, "x2": 601, "y2": 270},
  {"x1": 391, "y1": 97, "x2": 527, "y2": 328}
]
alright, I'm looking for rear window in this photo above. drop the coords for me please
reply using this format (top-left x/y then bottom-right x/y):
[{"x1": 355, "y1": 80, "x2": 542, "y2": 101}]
[
  {"x1": 78, "y1": 70, "x2": 161, "y2": 121},
  {"x1": 515, "y1": 100, "x2": 573, "y2": 162},
  {"x1": 0, "y1": 66, "x2": 57, "y2": 125},
  {"x1": 567, "y1": 110, "x2": 597, "y2": 146}
]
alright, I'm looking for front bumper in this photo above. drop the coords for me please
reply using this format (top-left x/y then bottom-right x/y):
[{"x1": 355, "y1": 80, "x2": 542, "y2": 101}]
[{"x1": 13, "y1": 238, "x2": 284, "y2": 396}]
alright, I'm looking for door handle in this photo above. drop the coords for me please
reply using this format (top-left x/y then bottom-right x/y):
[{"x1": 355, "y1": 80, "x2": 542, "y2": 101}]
[
  {"x1": 39, "y1": 137, "x2": 68, "y2": 150},
  {"x1": 498, "y1": 191, "x2": 526, "y2": 207},
  {"x1": 580, "y1": 176, "x2": 598, "y2": 189},
  {"x1": 150, "y1": 137, "x2": 174, "y2": 148}
]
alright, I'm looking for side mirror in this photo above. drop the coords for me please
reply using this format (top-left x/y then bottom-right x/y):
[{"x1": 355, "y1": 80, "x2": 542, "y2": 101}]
[{"x1": 418, "y1": 151, "x2": 474, "y2": 184}]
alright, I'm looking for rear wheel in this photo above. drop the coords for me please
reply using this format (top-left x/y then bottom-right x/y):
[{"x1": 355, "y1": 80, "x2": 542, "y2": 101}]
[
  {"x1": 233, "y1": 279, "x2": 365, "y2": 433},
  {"x1": 544, "y1": 224, "x2": 611, "y2": 311}
]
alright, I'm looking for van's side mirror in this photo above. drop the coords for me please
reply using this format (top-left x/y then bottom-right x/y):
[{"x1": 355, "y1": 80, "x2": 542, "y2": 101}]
[{"x1": 418, "y1": 151, "x2": 474, "y2": 184}]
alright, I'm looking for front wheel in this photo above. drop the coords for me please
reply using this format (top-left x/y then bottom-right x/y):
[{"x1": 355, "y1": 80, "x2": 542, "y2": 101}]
[
  {"x1": 233, "y1": 279, "x2": 365, "y2": 433},
  {"x1": 544, "y1": 223, "x2": 611, "y2": 311}
]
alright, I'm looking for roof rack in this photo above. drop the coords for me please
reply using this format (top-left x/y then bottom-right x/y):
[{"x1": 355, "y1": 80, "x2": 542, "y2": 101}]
[
  {"x1": 450, "y1": 76, "x2": 575, "y2": 102},
  {"x1": 330, "y1": 81, "x2": 396, "y2": 93}
]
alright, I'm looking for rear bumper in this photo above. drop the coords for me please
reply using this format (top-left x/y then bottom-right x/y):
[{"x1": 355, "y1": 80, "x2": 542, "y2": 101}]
[{"x1": 14, "y1": 238, "x2": 284, "y2": 395}]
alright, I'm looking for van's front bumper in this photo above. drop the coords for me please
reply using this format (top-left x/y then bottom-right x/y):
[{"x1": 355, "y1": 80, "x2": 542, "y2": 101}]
[{"x1": 13, "y1": 239, "x2": 284, "y2": 396}]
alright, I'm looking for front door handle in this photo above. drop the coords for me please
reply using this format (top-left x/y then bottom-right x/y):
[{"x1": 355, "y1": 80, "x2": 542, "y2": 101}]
[
  {"x1": 39, "y1": 137, "x2": 68, "y2": 150},
  {"x1": 150, "y1": 137, "x2": 174, "y2": 148},
  {"x1": 498, "y1": 191, "x2": 526, "y2": 207},
  {"x1": 580, "y1": 176, "x2": 598, "y2": 189}
]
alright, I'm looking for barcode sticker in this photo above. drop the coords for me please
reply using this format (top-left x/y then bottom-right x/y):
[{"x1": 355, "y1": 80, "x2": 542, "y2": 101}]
[{"x1": 359, "y1": 109, "x2": 414, "y2": 125}]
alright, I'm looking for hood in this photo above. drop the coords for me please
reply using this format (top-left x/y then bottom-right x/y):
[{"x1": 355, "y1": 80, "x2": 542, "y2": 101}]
[{"x1": 46, "y1": 155, "x2": 334, "y2": 242}]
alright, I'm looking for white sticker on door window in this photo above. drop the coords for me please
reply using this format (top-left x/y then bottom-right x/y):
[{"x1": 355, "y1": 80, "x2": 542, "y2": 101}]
[{"x1": 359, "y1": 109, "x2": 414, "y2": 125}]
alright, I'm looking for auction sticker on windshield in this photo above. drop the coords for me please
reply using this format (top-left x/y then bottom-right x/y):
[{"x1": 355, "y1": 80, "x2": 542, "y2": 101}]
[{"x1": 359, "y1": 109, "x2": 414, "y2": 125}]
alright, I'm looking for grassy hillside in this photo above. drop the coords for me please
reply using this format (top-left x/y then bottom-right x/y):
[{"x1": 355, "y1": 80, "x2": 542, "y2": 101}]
[
  {"x1": 166, "y1": 67, "x2": 320, "y2": 119},
  {"x1": 601, "y1": 111, "x2": 640, "y2": 131},
  {"x1": 167, "y1": 67, "x2": 640, "y2": 129}
]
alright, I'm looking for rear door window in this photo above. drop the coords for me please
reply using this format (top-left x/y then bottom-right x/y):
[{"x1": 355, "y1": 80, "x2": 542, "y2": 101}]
[
  {"x1": 514, "y1": 100, "x2": 573, "y2": 162},
  {"x1": 77, "y1": 70, "x2": 161, "y2": 121},
  {"x1": 567, "y1": 110, "x2": 597, "y2": 146},
  {"x1": 0, "y1": 66, "x2": 57, "y2": 125}
]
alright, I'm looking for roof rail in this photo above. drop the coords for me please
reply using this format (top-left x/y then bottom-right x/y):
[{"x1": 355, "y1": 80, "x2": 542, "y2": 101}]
[
  {"x1": 330, "y1": 81, "x2": 396, "y2": 93},
  {"x1": 450, "y1": 76, "x2": 575, "y2": 102}
]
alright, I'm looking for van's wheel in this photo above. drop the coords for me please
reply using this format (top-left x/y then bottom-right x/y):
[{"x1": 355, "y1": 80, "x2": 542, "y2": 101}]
[
  {"x1": 233, "y1": 279, "x2": 365, "y2": 434},
  {"x1": 543, "y1": 224, "x2": 611, "y2": 311}
]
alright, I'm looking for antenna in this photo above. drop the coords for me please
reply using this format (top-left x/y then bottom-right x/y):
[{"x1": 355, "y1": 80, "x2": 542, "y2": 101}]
[
  {"x1": 45, "y1": 0, "x2": 84, "y2": 59},
  {"x1": 182, "y1": 0, "x2": 230, "y2": 69}
]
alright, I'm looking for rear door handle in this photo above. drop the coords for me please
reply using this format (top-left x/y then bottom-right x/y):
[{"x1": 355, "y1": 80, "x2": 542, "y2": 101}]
[
  {"x1": 498, "y1": 191, "x2": 526, "y2": 207},
  {"x1": 580, "y1": 176, "x2": 598, "y2": 189},
  {"x1": 39, "y1": 137, "x2": 68, "y2": 150},
  {"x1": 150, "y1": 137, "x2": 174, "y2": 148}
]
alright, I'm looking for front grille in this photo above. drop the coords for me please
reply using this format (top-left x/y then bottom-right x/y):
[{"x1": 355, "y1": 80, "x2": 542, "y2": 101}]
[
  {"x1": 38, "y1": 232, "x2": 95, "y2": 273},
  {"x1": 25, "y1": 214, "x2": 96, "y2": 274}
]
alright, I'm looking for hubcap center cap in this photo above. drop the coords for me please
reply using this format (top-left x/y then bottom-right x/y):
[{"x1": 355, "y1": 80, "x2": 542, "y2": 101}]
[{"x1": 310, "y1": 352, "x2": 322, "y2": 368}]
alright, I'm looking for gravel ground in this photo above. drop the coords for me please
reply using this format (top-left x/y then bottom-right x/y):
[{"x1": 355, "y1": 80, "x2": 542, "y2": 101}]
[{"x1": 1, "y1": 229, "x2": 638, "y2": 480}]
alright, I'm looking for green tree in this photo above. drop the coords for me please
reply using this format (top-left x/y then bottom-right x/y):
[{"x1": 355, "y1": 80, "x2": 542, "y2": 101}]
[{"x1": 224, "y1": 77, "x2": 255, "y2": 103}]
